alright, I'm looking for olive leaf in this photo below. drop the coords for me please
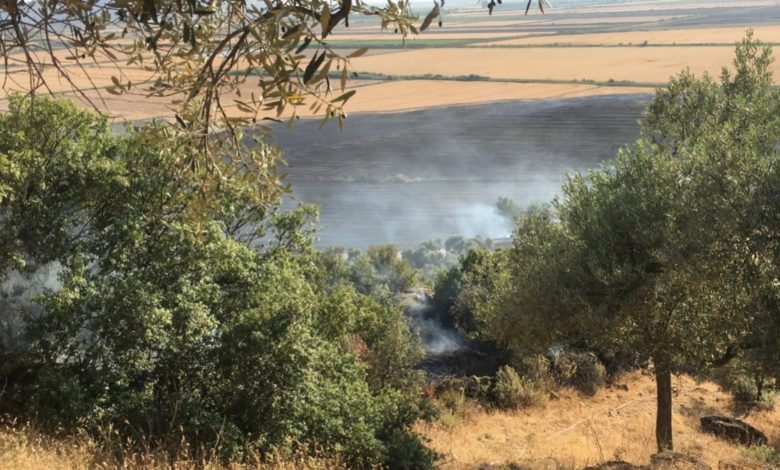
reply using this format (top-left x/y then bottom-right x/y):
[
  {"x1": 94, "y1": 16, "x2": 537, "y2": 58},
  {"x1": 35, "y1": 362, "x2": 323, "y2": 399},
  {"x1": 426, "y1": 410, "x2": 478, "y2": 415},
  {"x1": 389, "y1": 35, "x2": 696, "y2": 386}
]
[{"x1": 420, "y1": 5, "x2": 440, "y2": 32}]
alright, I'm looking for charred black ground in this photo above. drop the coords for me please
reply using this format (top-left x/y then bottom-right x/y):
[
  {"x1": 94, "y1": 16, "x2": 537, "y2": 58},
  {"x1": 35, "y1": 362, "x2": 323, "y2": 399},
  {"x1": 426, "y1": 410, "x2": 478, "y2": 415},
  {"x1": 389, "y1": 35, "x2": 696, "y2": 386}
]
[{"x1": 268, "y1": 94, "x2": 647, "y2": 247}]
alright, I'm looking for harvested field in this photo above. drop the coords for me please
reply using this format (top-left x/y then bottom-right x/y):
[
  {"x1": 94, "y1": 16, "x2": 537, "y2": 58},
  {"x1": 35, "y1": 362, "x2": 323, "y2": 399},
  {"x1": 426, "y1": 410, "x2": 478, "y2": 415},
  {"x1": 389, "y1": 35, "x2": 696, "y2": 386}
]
[
  {"x1": 524, "y1": 15, "x2": 684, "y2": 26},
  {"x1": 2, "y1": 0, "x2": 778, "y2": 122},
  {"x1": 320, "y1": 80, "x2": 651, "y2": 115},
  {"x1": 2, "y1": 0, "x2": 778, "y2": 251},
  {"x1": 351, "y1": 46, "x2": 780, "y2": 84},
  {"x1": 444, "y1": 11, "x2": 679, "y2": 25},
  {"x1": 418, "y1": 371, "x2": 780, "y2": 469},
  {"x1": 476, "y1": 25, "x2": 780, "y2": 47},
  {"x1": 551, "y1": 1, "x2": 779, "y2": 15},
  {"x1": 0, "y1": 77, "x2": 649, "y2": 121},
  {"x1": 324, "y1": 31, "x2": 530, "y2": 42}
]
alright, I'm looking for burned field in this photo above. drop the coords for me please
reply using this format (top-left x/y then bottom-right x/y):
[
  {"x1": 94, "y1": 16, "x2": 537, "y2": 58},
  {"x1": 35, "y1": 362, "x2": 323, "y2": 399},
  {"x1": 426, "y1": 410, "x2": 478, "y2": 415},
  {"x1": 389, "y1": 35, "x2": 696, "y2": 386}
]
[{"x1": 268, "y1": 94, "x2": 647, "y2": 247}]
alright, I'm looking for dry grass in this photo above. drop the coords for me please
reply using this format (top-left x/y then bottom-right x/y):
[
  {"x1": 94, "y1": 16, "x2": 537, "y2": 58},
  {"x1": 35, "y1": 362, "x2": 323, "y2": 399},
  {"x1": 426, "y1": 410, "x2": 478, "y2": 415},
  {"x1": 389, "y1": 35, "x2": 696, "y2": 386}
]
[
  {"x1": 0, "y1": 421, "x2": 342, "y2": 470},
  {"x1": 321, "y1": 80, "x2": 651, "y2": 114},
  {"x1": 351, "y1": 46, "x2": 780, "y2": 84},
  {"x1": 1, "y1": 378, "x2": 776, "y2": 470},
  {"x1": 417, "y1": 372, "x2": 780, "y2": 469},
  {"x1": 476, "y1": 26, "x2": 780, "y2": 47},
  {"x1": 0, "y1": 78, "x2": 650, "y2": 121}
]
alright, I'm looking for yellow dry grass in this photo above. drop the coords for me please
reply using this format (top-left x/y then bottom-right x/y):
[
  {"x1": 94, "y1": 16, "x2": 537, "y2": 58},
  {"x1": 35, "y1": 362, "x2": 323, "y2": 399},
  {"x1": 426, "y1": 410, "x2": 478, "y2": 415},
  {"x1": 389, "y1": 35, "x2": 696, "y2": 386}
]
[
  {"x1": 418, "y1": 372, "x2": 780, "y2": 469},
  {"x1": 0, "y1": 423, "x2": 342, "y2": 470},
  {"x1": 0, "y1": 79, "x2": 651, "y2": 121},
  {"x1": 477, "y1": 26, "x2": 780, "y2": 47},
  {"x1": 3, "y1": 373, "x2": 776, "y2": 470},
  {"x1": 328, "y1": 80, "x2": 650, "y2": 114},
  {"x1": 351, "y1": 46, "x2": 780, "y2": 84}
]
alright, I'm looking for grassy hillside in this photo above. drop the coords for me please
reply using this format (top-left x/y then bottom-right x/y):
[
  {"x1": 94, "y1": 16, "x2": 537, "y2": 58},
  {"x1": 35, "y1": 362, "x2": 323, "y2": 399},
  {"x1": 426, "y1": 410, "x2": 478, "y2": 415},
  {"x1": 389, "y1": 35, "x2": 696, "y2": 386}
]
[
  {"x1": 418, "y1": 372, "x2": 780, "y2": 469},
  {"x1": 3, "y1": 372, "x2": 777, "y2": 469}
]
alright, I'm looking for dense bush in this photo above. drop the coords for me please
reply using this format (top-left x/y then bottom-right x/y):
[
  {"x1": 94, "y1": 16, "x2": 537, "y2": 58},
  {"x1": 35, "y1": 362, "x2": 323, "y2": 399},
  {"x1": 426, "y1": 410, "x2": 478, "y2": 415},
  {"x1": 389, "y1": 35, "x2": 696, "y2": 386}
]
[
  {"x1": 320, "y1": 245, "x2": 418, "y2": 300},
  {"x1": 517, "y1": 354, "x2": 555, "y2": 392},
  {"x1": 431, "y1": 247, "x2": 509, "y2": 338},
  {"x1": 567, "y1": 353, "x2": 607, "y2": 396},
  {"x1": 706, "y1": 358, "x2": 777, "y2": 411},
  {"x1": 0, "y1": 96, "x2": 436, "y2": 468},
  {"x1": 493, "y1": 365, "x2": 547, "y2": 410},
  {"x1": 401, "y1": 236, "x2": 495, "y2": 282}
]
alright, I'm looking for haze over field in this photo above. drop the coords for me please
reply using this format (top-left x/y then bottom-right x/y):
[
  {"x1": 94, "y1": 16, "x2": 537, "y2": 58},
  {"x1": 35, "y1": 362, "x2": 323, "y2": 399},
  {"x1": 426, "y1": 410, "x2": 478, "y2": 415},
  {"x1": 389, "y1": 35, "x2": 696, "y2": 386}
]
[
  {"x1": 265, "y1": 0, "x2": 780, "y2": 246},
  {"x1": 272, "y1": 95, "x2": 644, "y2": 246},
  {"x1": 3, "y1": 0, "x2": 777, "y2": 247}
]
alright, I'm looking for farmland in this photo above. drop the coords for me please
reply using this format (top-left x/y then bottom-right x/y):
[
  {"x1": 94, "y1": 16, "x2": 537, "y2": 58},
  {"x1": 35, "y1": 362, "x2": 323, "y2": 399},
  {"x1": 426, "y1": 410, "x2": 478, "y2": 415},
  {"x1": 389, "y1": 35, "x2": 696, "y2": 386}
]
[
  {"x1": 4, "y1": 2, "x2": 780, "y2": 469},
  {"x1": 2, "y1": 1, "x2": 779, "y2": 245},
  {"x1": 4, "y1": 0, "x2": 780, "y2": 121}
]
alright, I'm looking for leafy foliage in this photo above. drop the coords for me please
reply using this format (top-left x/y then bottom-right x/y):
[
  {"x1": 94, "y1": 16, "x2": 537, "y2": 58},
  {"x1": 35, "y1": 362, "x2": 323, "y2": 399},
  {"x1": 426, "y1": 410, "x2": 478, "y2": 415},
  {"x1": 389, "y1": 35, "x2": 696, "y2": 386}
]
[
  {"x1": 440, "y1": 34, "x2": 780, "y2": 452},
  {"x1": 493, "y1": 365, "x2": 546, "y2": 410},
  {"x1": 0, "y1": 96, "x2": 436, "y2": 468},
  {"x1": 402, "y1": 236, "x2": 494, "y2": 282}
]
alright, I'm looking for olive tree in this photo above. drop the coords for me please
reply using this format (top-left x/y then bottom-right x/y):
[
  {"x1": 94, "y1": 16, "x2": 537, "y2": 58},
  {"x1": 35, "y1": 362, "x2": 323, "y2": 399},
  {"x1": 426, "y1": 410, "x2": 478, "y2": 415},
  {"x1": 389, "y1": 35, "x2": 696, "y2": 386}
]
[{"x1": 474, "y1": 34, "x2": 780, "y2": 452}]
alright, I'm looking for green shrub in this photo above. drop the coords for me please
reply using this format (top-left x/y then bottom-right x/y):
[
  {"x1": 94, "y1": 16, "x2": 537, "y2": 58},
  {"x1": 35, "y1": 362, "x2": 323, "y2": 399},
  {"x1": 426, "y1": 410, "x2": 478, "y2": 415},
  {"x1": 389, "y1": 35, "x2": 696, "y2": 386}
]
[
  {"x1": 548, "y1": 352, "x2": 606, "y2": 396},
  {"x1": 570, "y1": 353, "x2": 607, "y2": 396},
  {"x1": 550, "y1": 352, "x2": 577, "y2": 385},
  {"x1": 706, "y1": 359, "x2": 776, "y2": 411},
  {"x1": 519, "y1": 354, "x2": 554, "y2": 391},
  {"x1": 437, "y1": 388, "x2": 468, "y2": 415},
  {"x1": 434, "y1": 386, "x2": 470, "y2": 429},
  {"x1": 0, "y1": 97, "x2": 435, "y2": 469},
  {"x1": 493, "y1": 365, "x2": 546, "y2": 410}
]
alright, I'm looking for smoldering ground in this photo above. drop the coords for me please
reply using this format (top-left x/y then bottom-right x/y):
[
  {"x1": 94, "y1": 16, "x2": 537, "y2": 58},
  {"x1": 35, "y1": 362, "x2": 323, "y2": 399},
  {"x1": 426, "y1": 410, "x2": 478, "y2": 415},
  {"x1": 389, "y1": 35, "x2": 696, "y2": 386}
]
[{"x1": 265, "y1": 94, "x2": 647, "y2": 247}]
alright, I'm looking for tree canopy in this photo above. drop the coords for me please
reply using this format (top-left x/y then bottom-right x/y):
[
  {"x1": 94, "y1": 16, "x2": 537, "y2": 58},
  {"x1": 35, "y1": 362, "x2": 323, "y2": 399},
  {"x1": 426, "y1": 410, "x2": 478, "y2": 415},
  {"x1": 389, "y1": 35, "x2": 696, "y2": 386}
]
[
  {"x1": 0, "y1": 95, "x2": 436, "y2": 467},
  {"x1": 459, "y1": 33, "x2": 780, "y2": 452}
]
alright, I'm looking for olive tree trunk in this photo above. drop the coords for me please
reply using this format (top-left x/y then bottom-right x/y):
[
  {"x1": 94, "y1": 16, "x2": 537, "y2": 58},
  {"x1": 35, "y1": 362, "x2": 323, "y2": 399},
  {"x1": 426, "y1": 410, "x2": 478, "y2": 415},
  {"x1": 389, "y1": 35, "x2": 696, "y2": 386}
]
[{"x1": 654, "y1": 355, "x2": 673, "y2": 452}]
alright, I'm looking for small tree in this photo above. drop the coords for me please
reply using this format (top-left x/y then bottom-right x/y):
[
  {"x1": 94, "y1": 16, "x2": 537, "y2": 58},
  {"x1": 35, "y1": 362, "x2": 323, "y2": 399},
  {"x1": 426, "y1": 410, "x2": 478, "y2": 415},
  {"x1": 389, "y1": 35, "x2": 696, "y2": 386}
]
[{"x1": 475, "y1": 34, "x2": 780, "y2": 452}]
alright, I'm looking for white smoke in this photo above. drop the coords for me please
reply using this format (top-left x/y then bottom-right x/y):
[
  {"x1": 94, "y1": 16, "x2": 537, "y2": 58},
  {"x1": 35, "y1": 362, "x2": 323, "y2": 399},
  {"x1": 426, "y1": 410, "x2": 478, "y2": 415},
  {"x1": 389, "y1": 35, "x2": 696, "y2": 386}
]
[
  {"x1": 0, "y1": 262, "x2": 61, "y2": 353},
  {"x1": 404, "y1": 290, "x2": 466, "y2": 356}
]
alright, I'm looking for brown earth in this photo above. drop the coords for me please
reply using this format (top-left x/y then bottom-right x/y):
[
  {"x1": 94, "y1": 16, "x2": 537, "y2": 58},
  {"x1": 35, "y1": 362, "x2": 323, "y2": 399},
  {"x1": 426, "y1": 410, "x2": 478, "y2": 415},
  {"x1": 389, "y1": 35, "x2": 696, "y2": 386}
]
[
  {"x1": 350, "y1": 46, "x2": 780, "y2": 85},
  {"x1": 476, "y1": 26, "x2": 780, "y2": 47}
]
